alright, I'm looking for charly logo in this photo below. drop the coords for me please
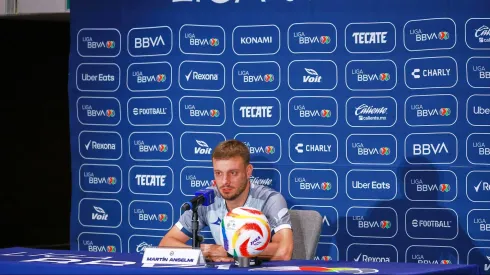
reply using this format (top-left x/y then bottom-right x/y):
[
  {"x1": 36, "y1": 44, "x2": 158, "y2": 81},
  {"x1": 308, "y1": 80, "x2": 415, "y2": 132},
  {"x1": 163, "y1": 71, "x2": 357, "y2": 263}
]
[
  {"x1": 232, "y1": 61, "x2": 280, "y2": 92},
  {"x1": 235, "y1": 133, "x2": 281, "y2": 163},
  {"x1": 129, "y1": 166, "x2": 173, "y2": 196},
  {"x1": 405, "y1": 56, "x2": 458, "y2": 89},
  {"x1": 403, "y1": 18, "x2": 456, "y2": 51},
  {"x1": 347, "y1": 207, "x2": 397, "y2": 238},
  {"x1": 78, "y1": 232, "x2": 121, "y2": 253},
  {"x1": 232, "y1": 25, "x2": 280, "y2": 55},
  {"x1": 345, "y1": 22, "x2": 396, "y2": 53},
  {"x1": 404, "y1": 170, "x2": 457, "y2": 202},
  {"x1": 289, "y1": 168, "x2": 338, "y2": 200},
  {"x1": 129, "y1": 132, "x2": 174, "y2": 161},
  {"x1": 288, "y1": 22, "x2": 337, "y2": 54},
  {"x1": 346, "y1": 170, "x2": 396, "y2": 201},
  {"x1": 80, "y1": 164, "x2": 122, "y2": 194},
  {"x1": 289, "y1": 133, "x2": 338, "y2": 164},
  {"x1": 288, "y1": 60, "x2": 338, "y2": 91},
  {"x1": 179, "y1": 96, "x2": 225, "y2": 126},
  {"x1": 467, "y1": 133, "x2": 490, "y2": 165},
  {"x1": 347, "y1": 134, "x2": 396, "y2": 165},
  {"x1": 288, "y1": 96, "x2": 338, "y2": 127},
  {"x1": 76, "y1": 63, "x2": 120, "y2": 92},
  {"x1": 127, "y1": 26, "x2": 172, "y2": 57},
  {"x1": 129, "y1": 201, "x2": 173, "y2": 231},
  {"x1": 406, "y1": 245, "x2": 458, "y2": 265},
  {"x1": 346, "y1": 97, "x2": 397, "y2": 128},
  {"x1": 406, "y1": 208, "x2": 458, "y2": 240},
  {"x1": 345, "y1": 60, "x2": 397, "y2": 91},
  {"x1": 405, "y1": 133, "x2": 457, "y2": 164},
  {"x1": 78, "y1": 198, "x2": 122, "y2": 228},
  {"x1": 405, "y1": 94, "x2": 457, "y2": 127},
  {"x1": 467, "y1": 57, "x2": 490, "y2": 89},
  {"x1": 77, "y1": 28, "x2": 121, "y2": 57},
  {"x1": 180, "y1": 132, "x2": 226, "y2": 162},
  {"x1": 348, "y1": 244, "x2": 398, "y2": 263},
  {"x1": 77, "y1": 97, "x2": 121, "y2": 126},
  {"x1": 179, "y1": 61, "x2": 225, "y2": 91},
  {"x1": 179, "y1": 24, "x2": 225, "y2": 55},
  {"x1": 233, "y1": 97, "x2": 280, "y2": 127},
  {"x1": 180, "y1": 167, "x2": 215, "y2": 196},
  {"x1": 465, "y1": 18, "x2": 490, "y2": 49}
]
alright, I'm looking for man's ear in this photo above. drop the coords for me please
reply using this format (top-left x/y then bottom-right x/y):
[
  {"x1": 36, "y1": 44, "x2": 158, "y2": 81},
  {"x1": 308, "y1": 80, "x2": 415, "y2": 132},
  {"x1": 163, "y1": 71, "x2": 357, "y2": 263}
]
[{"x1": 246, "y1": 163, "x2": 253, "y2": 178}]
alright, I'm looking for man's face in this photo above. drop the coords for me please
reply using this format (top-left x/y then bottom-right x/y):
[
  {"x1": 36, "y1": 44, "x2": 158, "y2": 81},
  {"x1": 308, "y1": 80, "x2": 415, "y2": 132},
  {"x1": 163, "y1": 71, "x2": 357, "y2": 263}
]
[{"x1": 212, "y1": 156, "x2": 252, "y2": 201}]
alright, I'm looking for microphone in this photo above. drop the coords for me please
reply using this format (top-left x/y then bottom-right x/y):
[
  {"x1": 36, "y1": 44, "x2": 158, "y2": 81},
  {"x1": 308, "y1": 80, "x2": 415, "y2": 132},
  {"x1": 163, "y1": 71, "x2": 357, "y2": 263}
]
[{"x1": 181, "y1": 188, "x2": 215, "y2": 211}]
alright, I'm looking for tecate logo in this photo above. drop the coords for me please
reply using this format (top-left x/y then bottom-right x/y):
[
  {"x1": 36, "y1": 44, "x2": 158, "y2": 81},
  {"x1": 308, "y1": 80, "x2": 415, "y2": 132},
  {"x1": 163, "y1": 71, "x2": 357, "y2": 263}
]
[
  {"x1": 135, "y1": 174, "x2": 166, "y2": 186},
  {"x1": 352, "y1": 32, "x2": 388, "y2": 44},
  {"x1": 240, "y1": 106, "x2": 273, "y2": 118}
]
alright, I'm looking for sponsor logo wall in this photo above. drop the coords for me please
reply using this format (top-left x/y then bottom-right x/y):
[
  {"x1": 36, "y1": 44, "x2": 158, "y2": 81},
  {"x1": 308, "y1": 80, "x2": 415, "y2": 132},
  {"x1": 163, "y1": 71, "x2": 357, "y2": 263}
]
[{"x1": 68, "y1": 0, "x2": 490, "y2": 272}]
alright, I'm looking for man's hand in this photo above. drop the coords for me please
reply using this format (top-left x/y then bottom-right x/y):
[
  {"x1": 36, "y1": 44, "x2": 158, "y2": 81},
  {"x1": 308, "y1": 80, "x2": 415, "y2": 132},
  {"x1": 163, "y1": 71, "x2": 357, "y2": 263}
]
[{"x1": 200, "y1": 244, "x2": 233, "y2": 262}]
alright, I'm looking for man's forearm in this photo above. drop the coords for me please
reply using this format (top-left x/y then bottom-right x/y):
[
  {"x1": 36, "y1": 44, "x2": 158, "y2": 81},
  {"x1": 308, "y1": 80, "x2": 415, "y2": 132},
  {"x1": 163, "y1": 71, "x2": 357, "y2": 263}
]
[
  {"x1": 159, "y1": 237, "x2": 191, "y2": 248},
  {"x1": 255, "y1": 242, "x2": 292, "y2": 261}
]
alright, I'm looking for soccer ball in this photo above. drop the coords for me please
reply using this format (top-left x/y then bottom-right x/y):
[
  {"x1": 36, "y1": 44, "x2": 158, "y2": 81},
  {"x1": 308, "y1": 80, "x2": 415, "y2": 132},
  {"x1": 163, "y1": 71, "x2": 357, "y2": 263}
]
[{"x1": 220, "y1": 207, "x2": 271, "y2": 258}]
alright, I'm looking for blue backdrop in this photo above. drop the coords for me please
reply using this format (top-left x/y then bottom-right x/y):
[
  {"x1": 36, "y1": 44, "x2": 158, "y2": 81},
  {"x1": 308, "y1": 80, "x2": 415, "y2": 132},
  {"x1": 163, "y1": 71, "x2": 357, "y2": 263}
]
[{"x1": 69, "y1": 0, "x2": 490, "y2": 272}]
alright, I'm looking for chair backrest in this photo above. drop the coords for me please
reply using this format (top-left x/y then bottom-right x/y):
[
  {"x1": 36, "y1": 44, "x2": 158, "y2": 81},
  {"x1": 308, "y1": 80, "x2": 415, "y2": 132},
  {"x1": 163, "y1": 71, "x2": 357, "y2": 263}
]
[{"x1": 289, "y1": 209, "x2": 322, "y2": 260}]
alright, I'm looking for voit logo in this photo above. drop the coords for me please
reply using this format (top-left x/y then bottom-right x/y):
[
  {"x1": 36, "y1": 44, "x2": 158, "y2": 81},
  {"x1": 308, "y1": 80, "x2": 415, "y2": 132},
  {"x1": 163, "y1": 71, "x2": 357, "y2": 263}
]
[
  {"x1": 79, "y1": 198, "x2": 122, "y2": 228},
  {"x1": 92, "y1": 206, "x2": 109, "y2": 221},
  {"x1": 83, "y1": 240, "x2": 117, "y2": 253},
  {"x1": 303, "y1": 68, "x2": 322, "y2": 83}
]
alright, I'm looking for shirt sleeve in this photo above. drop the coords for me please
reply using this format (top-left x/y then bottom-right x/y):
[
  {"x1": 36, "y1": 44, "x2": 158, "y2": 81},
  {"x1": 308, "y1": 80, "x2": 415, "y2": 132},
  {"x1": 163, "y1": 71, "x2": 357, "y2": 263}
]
[
  {"x1": 262, "y1": 192, "x2": 292, "y2": 234},
  {"x1": 175, "y1": 206, "x2": 209, "y2": 238}
]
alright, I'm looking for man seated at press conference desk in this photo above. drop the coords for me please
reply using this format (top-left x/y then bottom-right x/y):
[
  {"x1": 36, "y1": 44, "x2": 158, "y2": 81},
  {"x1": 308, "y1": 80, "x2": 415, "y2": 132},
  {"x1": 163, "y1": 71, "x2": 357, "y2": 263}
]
[{"x1": 159, "y1": 139, "x2": 293, "y2": 262}]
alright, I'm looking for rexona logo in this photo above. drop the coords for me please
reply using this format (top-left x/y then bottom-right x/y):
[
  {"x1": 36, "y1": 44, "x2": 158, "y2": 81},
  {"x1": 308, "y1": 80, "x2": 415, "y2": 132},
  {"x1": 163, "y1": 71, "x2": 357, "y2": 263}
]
[
  {"x1": 468, "y1": 209, "x2": 490, "y2": 241},
  {"x1": 404, "y1": 170, "x2": 457, "y2": 202},
  {"x1": 465, "y1": 18, "x2": 490, "y2": 50},
  {"x1": 348, "y1": 244, "x2": 397, "y2": 263},
  {"x1": 345, "y1": 22, "x2": 396, "y2": 53},
  {"x1": 406, "y1": 246, "x2": 458, "y2": 265},
  {"x1": 179, "y1": 61, "x2": 225, "y2": 91},
  {"x1": 405, "y1": 94, "x2": 457, "y2": 127},
  {"x1": 233, "y1": 25, "x2": 280, "y2": 55},
  {"x1": 288, "y1": 22, "x2": 337, "y2": 54},
  {"x1": 79, "y1": 131, "x2": 122, "y2": 161},
  {"x1": 127, "y1": 26, "x2": 172, "y2": 57},
  {"x1": 289, "y1": 168, "x2": 338, "y2": 200},
  {"x1": 406, "y1": 208, "x2": 458, "y2": 240},
  {"x1": 129, "y1": 132, "x2": 174, "y2": 161},
  {"x1": 404, "y1": 18, "x2": 456, "y2": 51},
  {"x1": 129, "y1": 201, "x2": 173, "y2": 231},
  {"x1": 346, "y1": 134, "x2": 396, "y2": 165},
  {"x1": 467, "y1": 133, "x2": 490, "y2": 165},
  {"x1": 346, "y1": 207, "x2": 397, "y2": 238},
  {"x1": 233, "y1": 97, "x2": 280, "y2": 127},
  {"x1": 77, "y1": 28, "x2": 121, "y2": 57},
  {"x1": 467, "y1": 171, "x2": 490, "y2": 203},
  {"x1": 235, "y1": 133, "x2": 281, "y2": 163},
  {"x1": 405, "y1": 133, "x2": 457, "y2": 164},
  {"x1": 232, "y1": 61, "x2": 280, "y2": 92},
  {"x1": 78, "y1": 198, "x2": 122, "y2": 228}
]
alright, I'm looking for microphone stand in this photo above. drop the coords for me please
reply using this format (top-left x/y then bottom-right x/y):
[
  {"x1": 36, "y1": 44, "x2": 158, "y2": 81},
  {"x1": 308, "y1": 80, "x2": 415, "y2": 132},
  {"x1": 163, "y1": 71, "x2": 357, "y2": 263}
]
[{"x1": 190, "y1": 200, "x2": 203, "y2": 249}]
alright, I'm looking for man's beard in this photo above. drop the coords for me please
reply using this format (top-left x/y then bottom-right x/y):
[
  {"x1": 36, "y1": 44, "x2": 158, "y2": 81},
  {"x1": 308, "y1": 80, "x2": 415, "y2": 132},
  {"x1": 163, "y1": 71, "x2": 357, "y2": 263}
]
[{"x1": 219, "y1": 179, "x2": 248, "y2": 201}]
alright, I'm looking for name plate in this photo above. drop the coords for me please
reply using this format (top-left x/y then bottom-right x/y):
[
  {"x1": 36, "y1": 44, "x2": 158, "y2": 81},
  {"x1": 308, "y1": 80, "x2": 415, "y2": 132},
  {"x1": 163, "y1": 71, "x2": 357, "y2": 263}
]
[{"x1": 141, "y1": 247, "x2": 205, "y2": 266}]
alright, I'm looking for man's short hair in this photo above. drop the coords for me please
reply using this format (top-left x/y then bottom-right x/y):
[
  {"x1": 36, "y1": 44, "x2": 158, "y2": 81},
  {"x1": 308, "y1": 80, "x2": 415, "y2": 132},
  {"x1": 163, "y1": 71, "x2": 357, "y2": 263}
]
[{"x1": 212, "y1": 139, "x2": 250, "y2": 165}]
